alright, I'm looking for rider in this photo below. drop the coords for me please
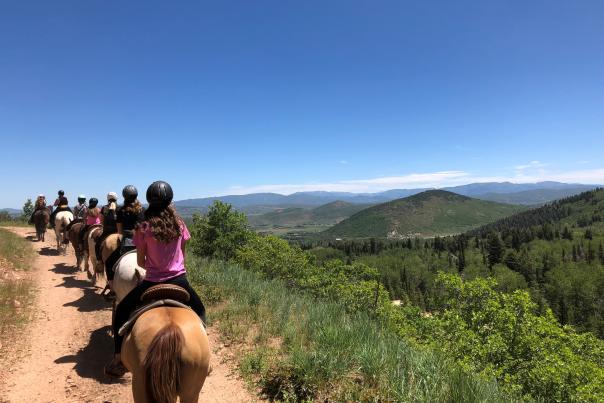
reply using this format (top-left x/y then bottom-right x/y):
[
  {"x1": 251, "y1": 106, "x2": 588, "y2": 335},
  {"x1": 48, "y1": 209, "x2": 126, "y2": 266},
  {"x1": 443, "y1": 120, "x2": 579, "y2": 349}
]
[
  {"x1": 79, "y1": 198, "x2": 101, "y2": 246},
  {"x1": 104, "y1": 181, "x2": 206, "y2": 377},
  {"x1": 49, "y1": 190, "x2": 72, "y2": 228},
  {"x1": 104, "y1": 185, "x2": 145, "y2": 289},
  {"x1": 28, "y1": 194, "x2": 47, "y2": 224},
  {"x1": 95, "y1": 192, "x2": 118, "y2": 262},
  {"x1": 65, "y1": 195, "x2": 87, "y2": 231}
]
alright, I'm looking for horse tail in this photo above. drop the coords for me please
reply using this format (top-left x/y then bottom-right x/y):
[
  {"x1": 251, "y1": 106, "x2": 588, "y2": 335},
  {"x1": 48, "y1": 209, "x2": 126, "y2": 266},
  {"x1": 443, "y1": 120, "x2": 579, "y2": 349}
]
[{"x1": 143, "y1": 323, "x2": 183, "y2": 403}]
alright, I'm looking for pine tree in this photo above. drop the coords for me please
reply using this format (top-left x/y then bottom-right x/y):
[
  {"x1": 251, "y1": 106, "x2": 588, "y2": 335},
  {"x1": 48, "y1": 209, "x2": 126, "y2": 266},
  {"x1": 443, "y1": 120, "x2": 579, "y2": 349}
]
[{"x1": 487, "y1": 232, "x2": 504, "y2": 268}]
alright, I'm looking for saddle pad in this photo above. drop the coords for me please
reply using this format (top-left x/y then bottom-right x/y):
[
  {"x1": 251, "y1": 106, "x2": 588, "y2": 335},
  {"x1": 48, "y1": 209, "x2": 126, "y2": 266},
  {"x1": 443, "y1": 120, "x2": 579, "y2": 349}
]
[
  {"x1": 141, "y1": 284, "x2": 190, "y2": 304},
  {"x1": 118, "y1": 299, "x2": 193, "y2": 336}
]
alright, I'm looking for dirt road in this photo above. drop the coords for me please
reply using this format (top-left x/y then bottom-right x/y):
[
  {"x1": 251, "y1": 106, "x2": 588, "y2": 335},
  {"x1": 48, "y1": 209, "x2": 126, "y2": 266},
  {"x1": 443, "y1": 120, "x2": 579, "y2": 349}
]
[{"x1": 1, "y1": 227, "x2": 254, "y2": 403}]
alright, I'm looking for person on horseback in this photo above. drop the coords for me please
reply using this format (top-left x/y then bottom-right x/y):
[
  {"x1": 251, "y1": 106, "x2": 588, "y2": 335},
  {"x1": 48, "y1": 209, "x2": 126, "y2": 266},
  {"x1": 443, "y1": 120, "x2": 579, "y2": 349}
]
[
  {"x1": 28, "y1": 194, "x2": 47, "y2": 224},
  {"x1": 49, "y1": 190, "x2": 72, "y2": 228},
  {"x1": 79, "y1": 198, "x2": 101, "y2": 245},
  {"x1": 65, "y1": 195, "x2": 87, "y2": 231},
  {"x1": 95, "y1": 192, "x2": 118, "y2": 263},
  {"x1": 105, "y1": 181, "x2": 206, "y2": 377},
  {"x1": 73, "y1": 195, "x2": 88, "y2": 221},
  {"x1": 104, "y1": 185, "x2": 145, "y2": 290}
]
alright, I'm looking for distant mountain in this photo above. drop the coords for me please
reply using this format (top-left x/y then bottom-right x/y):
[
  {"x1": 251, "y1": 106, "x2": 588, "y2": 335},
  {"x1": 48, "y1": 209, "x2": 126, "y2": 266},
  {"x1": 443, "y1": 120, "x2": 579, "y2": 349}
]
[
  {"x1": 249, "y1": 201, "x2": 372, "y2": 228},
  {"x1": 474, "y1": 187, "x2": 597, "y2": 205},
  {"x1": 174, "y1": 182, "x2": 600, "y2": 216},
  {"x1": 322, "y1": 190, "x2": 524, "y2": 239},
  {"x1": 443, "y1": 181, "x2": 596, "y2": 196},
  {"x1": 0, "y1": 208, "x2": 21, "y2": 217}
]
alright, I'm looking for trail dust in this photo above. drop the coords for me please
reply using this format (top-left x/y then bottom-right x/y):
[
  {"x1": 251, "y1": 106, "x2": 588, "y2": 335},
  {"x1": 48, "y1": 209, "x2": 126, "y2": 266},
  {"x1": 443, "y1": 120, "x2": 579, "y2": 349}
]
[{"x1": 0, "y1": 227, "x2": 255, "y2": 402}]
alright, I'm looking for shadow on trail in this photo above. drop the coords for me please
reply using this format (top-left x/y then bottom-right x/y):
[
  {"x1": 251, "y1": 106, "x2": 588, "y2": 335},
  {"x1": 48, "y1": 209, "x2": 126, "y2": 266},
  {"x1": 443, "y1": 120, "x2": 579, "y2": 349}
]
[
  {"x1": 64, "y1": 285, "x2": 111, "y2": 313},
  {"x1": 51, "y1": 263, "x2": 77, "y2": 275},
  {"x1": 55, "y1": 325, "x2": 127, "y2": 385},
  {"x1": 39, "y1": 247, "x2": 60, "y2": 256}
]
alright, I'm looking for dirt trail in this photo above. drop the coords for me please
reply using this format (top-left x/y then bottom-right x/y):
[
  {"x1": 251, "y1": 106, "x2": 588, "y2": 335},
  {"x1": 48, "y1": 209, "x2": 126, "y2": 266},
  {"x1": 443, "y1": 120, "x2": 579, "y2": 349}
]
[{"x1": 1, "y1": 227, "x2": 254, "y2": 403}]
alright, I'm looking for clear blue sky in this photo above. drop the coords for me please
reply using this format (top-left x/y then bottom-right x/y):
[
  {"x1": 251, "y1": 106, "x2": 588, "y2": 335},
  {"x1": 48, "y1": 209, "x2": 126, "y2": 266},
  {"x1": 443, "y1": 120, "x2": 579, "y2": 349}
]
[{"x1": 1, "y1": 1, "x2": 603, "y2": 208}]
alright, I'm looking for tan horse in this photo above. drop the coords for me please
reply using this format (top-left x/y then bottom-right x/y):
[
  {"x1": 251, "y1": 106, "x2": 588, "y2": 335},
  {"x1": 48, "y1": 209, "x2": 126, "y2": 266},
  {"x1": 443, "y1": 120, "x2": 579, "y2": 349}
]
[
  {"x1": 54, "y1": 211, "x2": 73, "y2": 254},
  {"x1": 84, "y1": 225, "x2": 104, "y2": 282},
  {"x1": 99, "y1": 233, "x2": 122, "y2": 295},
  {"x1": 67, "y1": 222, "x2": 87, "y2": 270},
  {"x1": 33, "y1": 208, "x2": 50, "y2": 241},
  {"x1": 114, "y1": 253, "x2": 210, "y2": 402}
]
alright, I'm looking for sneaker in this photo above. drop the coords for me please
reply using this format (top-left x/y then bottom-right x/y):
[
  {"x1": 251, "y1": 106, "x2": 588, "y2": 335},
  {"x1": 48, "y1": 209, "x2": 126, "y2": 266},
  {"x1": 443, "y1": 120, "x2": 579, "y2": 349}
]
[{"x1": 104, "y1": 358, "x2": 127, "y2": 378}]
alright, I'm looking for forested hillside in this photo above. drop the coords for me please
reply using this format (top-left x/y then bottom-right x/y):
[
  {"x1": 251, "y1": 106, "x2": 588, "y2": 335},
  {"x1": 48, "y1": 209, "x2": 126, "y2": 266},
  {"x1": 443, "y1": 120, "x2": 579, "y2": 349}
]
[
  {"x1": 322, "y1": 190, "x2": 524, "y2": 238},
  {"x1": 187, "y1": 200, "x2": 604, "y2": 401},
  {"x1": 306, "y1": 188, "x2": 604, "y2": 338}
]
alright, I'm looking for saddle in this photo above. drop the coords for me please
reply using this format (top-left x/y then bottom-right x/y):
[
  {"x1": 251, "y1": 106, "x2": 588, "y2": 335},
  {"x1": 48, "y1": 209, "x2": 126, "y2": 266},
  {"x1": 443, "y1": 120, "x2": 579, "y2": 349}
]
[{"x1": 118, "y1": 284, "x2": 193, "y2": 337}]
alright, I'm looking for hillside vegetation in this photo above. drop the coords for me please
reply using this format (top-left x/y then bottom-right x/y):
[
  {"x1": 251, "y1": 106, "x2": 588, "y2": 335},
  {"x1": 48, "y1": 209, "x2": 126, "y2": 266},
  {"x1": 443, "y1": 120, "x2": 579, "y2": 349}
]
[
  {"x1": 249, "y1": 200, "x2": 371, "y2": 228},
  {"x1": 323, "y1": 190, "x2": 524, "y2": 239},
  {"x1": 187, "y1": 201, "x2": 604, "y2": 401}
]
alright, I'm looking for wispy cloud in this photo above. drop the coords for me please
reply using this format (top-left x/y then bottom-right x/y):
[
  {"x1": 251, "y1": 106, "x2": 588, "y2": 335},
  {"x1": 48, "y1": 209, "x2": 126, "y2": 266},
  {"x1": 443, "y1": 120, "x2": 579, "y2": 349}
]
[
  {"x1": 514, "y1": 160, "x2": 547, "y2": 171},
  {"x1": 338, "y1": 160, "x2": 349, "y2": 165},
  {"x1": 225, "y1": 168, "x2": 604, "y2": 195}
]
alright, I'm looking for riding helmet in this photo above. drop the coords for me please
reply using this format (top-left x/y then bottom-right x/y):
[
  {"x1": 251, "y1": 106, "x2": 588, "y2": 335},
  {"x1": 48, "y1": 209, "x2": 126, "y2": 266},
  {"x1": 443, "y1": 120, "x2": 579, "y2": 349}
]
[
  {"x1": 78, "y1": 194, "x2": 86, "y2": 202},
  {"x1": 146, "y1": 181, "x2": 173, "y2": 207},
  {"x1": 122, "y1": 185, "x2": 138, "y2": 203},
  {"x1": 38, "y1": 194, "x2": 45, "y2": 198},
  {"x1": 89, "y1": 198, "x2": 99, "y2": 208},
  {"x1": 107, "y1": 192, "x2": 118, "y2": 202},
  {"x1": 58, "y1": 190, "x2": 65, "y2": 196}
]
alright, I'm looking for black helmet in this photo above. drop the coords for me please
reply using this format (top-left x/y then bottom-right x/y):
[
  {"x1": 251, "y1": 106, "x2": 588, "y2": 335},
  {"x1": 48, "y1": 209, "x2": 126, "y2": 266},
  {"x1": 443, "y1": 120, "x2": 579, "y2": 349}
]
[
  {"x1": 58, "y1": 190, "x2": 65, "y2": 196},
  {"x1": 146, "y1": 181, "x2": 173, "y2": 207},
  {"x1": 122, "y1": 185, "x2": 138, "y2": 203},
  {"x1": 89, "y1": 198, "x2": 99, "y2": 208}
]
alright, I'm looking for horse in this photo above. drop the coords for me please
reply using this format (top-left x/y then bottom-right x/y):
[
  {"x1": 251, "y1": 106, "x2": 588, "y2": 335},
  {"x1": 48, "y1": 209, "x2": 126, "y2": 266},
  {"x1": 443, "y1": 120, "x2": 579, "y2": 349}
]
[
  {"x1": 33, "y1": 208, "x2": 50, "y2": 241},
  {"x1": 99, "y1": 233, "x2": 122, "y2": 295},
  {"x1": 84, "y1": 224, "x2": 104, "y2": 282},
  {"x1": 54, "y1": 211, "x2": 74, "y2": 254},
  {"x1": 113, "y1": 252, "x2": 210, "y2": 402},
  {"x1": 67, "y1": 222, "x2": 87, "y2": 271}
]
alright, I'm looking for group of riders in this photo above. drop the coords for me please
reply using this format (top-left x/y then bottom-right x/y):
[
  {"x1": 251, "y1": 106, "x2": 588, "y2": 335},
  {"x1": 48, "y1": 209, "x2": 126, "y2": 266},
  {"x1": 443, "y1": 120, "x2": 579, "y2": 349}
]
[{"x1": 31, "y1": 181, "x2": 206, "y2": 378}]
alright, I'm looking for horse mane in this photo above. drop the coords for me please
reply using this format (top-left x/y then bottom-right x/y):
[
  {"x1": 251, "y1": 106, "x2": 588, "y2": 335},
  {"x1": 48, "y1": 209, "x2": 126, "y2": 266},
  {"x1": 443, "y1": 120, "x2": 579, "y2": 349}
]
[{"x1": 143, "y1": 324, "x2": 183, "y2": 403}]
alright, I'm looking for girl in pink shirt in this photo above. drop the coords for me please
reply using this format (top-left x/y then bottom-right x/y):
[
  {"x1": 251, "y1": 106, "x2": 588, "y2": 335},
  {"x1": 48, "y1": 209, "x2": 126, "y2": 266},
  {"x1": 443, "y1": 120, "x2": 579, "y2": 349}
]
[{"x1": 105, "y1": 181, "x2": 206, "y2": 378}]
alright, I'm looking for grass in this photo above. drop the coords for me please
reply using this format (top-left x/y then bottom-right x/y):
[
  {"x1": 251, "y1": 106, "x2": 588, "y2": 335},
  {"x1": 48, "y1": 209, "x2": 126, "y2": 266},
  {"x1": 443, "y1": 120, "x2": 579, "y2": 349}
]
[
  {"x1": 0, "y1": 228, "x2": 36, "y2": 342},
  {"x1": 187, "y1": 257, "x2": 512, "y2": 402}
]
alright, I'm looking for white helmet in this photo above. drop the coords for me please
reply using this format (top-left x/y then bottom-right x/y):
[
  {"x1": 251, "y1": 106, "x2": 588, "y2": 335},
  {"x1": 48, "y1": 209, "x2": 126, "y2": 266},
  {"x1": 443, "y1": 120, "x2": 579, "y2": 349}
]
[
  {"x1": 78, "y1": 194, "x2": 86, "y2": 199},
  {"x1": 38, "y1": 194, "x2": 45, "y2": 198},
  {"x1": 107, "y1": 192, "x2": 118, "y2": 201}
]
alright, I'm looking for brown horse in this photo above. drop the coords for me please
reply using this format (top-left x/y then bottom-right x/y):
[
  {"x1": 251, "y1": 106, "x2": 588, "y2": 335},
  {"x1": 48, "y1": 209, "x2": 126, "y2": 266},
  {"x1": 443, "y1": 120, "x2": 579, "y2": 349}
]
[
  {"x1": 33, "y1": 208, "x2": 50, "y2": 241},
  {"x1": 84, "y1": 225, "x2": 104, "y2": 282},
  {"x1": 67, "y1": 222, "x2": 87, "y2": 270},
  {"x1": 114, "y1": 254, "x2": 210, "y2": 402}
]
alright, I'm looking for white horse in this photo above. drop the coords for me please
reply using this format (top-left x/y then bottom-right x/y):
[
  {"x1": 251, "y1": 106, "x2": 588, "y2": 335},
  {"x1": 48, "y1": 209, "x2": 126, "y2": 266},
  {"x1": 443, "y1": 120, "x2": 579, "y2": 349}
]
[
  {"x1": 54, "y1": 211, "x2": 74, "y2": 254},
  {"x1": 113, "y1": 251, "x2": 146, "y2": 303}
]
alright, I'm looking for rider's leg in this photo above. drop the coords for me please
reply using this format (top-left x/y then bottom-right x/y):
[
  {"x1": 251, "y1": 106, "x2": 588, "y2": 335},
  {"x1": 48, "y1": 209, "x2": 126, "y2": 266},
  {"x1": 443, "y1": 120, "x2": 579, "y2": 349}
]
[{"x1": 167, "y1": 274, "x2": 207, "y2": 325}]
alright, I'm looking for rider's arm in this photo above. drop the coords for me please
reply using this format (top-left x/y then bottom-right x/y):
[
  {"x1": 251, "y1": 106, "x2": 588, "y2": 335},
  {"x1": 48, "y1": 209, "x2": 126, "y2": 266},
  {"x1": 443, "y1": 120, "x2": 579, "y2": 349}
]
[
  {"x1": 137, "y1": 245, "x2": 146, "y2": 268},
  {"x1": 117, "y1": 223, "x2": 123, "y2": 235}
]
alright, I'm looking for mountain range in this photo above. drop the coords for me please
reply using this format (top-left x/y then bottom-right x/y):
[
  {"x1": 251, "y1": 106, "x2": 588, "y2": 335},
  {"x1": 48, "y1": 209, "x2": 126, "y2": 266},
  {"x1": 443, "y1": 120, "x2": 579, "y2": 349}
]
[{"x1": 174, "y1": 182, "x2": 599, "y2": 217}]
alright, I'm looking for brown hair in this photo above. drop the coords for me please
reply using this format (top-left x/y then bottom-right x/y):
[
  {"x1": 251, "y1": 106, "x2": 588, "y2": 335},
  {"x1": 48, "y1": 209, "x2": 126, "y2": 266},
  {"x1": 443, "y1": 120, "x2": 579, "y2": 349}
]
[
  {"x1": 88, "y1": 207, "x2": 100, "y2": 217},
  {"x1": 123, "y1": 199, "x2": 143, "y2": 215},
  {"x1": 144, "y1": 204, "x2": 182, "y2": 243}
]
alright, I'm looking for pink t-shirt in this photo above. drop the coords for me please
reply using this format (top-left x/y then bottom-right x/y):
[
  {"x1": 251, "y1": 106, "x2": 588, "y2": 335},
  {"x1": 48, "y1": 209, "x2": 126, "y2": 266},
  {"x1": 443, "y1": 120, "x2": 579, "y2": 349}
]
[
  {"x1": 86, "y1": 215, "x2": 101, "y2": 225},
  {"x1": 133, "y1": 221, "x2": 190, "y2": 282}
]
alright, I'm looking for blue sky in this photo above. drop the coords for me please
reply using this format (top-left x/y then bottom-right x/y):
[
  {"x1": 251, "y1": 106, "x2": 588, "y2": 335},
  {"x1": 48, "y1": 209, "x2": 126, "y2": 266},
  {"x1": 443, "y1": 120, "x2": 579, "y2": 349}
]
[{"x1": 1, "y1": 1, "x2": 603, "y2": 207}]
